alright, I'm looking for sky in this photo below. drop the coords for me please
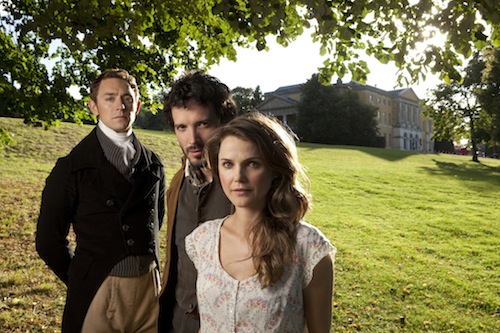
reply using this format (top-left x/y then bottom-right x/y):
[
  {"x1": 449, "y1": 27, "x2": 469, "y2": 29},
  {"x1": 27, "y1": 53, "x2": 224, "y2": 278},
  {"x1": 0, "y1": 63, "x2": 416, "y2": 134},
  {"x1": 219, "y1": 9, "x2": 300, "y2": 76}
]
[{"x1": 208, "y1": 32, "x2": 443, "y2": 100}]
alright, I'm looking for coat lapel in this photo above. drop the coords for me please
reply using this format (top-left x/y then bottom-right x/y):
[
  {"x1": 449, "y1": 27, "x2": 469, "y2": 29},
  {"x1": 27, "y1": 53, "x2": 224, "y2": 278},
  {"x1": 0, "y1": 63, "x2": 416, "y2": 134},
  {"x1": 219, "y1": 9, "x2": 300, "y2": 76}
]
[
  {"x1": 94, "y1": 160, "x2": 131, "y2": 203},
  {"x1": 122, "y1": 142, "x2": 161, "y2": 210},
  {"x1": 70, "y1": 128, "x2": 131, "y2": 204},
  {"x1": 71, "y1": 128, "x2": 160, "y2": 210}
]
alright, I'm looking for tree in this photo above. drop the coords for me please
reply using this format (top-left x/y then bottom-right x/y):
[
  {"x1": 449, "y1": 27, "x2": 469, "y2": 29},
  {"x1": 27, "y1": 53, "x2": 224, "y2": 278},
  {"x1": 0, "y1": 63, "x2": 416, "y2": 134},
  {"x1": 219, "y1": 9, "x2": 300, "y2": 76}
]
[
  {"x1": 477, "y1": 46, "x2": 500, "y2": 144},
  {"x1": 0, "y1": 26, "x2": 89, "y2": 127},
  {"x1": 423, "y1": 47, "x2": 500, "y2": 162},
  {"x1": 1, "y1": 0, "x2": 499, "y2": 128},
  {"x1": 134, "y1": 108, "x2": 168, "y2": 131},
  {"x1": 423, "y1": 53, "x2": 486, "y2": 162},
  {"x1": 297, "y1": 74, "x2": 382, "y2": 147},
  {"x1": 232, "y1": 86, "x2": 264, "y2": 114},
  {"x1": 252, "y1": 86, "x2": 264, "y2": 109}
]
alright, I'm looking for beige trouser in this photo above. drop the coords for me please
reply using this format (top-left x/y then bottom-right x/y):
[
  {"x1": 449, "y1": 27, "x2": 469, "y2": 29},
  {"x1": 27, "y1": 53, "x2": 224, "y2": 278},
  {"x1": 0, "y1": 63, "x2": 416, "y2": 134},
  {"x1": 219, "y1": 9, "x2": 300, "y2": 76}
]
[{"x1": 81, "y1": 269, "x2": 161, "y2": 333}]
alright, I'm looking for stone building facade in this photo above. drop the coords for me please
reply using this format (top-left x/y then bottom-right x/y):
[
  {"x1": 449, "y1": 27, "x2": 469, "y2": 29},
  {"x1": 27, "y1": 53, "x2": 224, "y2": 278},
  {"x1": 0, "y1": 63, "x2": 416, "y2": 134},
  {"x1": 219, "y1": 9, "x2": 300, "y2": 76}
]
[{"x1": 255, "y1": 81, "x2": 434, "y2": 153}]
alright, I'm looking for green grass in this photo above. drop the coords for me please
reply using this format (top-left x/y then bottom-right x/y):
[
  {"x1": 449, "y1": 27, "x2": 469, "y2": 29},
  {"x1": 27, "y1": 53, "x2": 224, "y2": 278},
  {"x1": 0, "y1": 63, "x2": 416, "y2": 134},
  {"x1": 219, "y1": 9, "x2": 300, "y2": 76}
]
[{"x1": 1, "y1": 117, "x2": 499, "y2": 332}]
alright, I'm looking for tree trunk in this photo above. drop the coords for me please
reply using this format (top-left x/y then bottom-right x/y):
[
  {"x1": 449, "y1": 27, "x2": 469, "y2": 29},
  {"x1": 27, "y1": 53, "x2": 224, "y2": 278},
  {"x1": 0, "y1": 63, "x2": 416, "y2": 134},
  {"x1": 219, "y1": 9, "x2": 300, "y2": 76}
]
[{"x1": 470, "y1": 113, "x2": 479, "y2": 162}]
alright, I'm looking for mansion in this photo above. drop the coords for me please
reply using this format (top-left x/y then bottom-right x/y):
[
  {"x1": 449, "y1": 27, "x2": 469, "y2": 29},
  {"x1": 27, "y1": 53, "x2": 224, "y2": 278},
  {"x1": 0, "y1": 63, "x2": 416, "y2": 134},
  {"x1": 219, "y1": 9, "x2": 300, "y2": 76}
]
[{"x1": 255, "y1": 80, "x2": 434, "y2": 153}]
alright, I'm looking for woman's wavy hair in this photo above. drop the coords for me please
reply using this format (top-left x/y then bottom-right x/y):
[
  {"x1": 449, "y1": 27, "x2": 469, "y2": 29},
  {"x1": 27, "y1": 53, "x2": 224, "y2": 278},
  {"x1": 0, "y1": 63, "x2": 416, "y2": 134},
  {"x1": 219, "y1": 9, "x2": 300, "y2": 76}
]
[{"x1": 205, "y1": 112, "x2": 311, "y2": 287}]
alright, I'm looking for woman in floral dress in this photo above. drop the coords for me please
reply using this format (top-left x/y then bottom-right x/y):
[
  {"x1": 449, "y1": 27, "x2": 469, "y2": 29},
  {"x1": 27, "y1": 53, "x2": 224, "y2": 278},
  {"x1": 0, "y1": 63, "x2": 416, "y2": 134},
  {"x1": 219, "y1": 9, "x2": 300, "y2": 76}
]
[{"x1": 186, "y1": 112, "x2": 336, "y2": 333}]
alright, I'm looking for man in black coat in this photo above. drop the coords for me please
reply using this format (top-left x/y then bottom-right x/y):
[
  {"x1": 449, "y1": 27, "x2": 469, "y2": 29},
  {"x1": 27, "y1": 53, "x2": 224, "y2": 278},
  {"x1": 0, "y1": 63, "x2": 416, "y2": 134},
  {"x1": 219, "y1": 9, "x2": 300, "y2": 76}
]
[{"x1": 36, "y1": 69, "x2": 165, "y2": 333}]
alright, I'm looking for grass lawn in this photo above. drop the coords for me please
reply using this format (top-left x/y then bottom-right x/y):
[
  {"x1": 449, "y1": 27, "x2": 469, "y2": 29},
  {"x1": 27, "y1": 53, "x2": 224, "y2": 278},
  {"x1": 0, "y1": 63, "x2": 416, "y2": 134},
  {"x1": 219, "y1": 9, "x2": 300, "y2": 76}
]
[{"x1": 1, "y1": 117, "x2": 499, "y2": 332}]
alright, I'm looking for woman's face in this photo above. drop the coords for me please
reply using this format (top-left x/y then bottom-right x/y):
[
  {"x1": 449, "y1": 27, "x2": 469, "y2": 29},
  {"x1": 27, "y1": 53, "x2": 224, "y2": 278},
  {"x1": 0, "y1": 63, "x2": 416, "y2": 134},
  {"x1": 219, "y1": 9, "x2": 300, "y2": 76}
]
[{"x1": 218, "y1": 135, "x2": 274, "y2": 212}]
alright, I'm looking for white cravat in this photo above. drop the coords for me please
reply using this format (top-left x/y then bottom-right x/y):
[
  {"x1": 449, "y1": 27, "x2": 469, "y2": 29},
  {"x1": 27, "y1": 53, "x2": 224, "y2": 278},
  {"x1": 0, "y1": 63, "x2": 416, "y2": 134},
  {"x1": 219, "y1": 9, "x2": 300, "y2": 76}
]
[{"x1": 98, "y1": 121, "x2": 136, "y2": 167}]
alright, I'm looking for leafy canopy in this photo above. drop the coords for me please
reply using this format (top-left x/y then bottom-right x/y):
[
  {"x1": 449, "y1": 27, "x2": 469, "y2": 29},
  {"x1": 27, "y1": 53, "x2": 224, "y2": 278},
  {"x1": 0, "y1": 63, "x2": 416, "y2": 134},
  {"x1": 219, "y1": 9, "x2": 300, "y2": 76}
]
[
  {"x1": 1, "y1": 0, "x2": 500, "y2": 127},
  {"x1": 423, "y1": 47, "x2": 500, "y2": 161},
  {"x1": 232, "y1": 86, "x2": 264, "y2": 114},
  {"x1": 477, "y1": 46, "x2": 500, "y2": 144}
]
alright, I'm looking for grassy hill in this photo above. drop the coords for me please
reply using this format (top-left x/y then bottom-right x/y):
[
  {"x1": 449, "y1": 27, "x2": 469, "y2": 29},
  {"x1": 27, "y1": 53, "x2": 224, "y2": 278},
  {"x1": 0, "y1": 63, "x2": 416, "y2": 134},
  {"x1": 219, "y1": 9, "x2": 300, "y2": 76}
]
[{"x1": 1, "y1": 117, "x2": 499, "y2": 332}]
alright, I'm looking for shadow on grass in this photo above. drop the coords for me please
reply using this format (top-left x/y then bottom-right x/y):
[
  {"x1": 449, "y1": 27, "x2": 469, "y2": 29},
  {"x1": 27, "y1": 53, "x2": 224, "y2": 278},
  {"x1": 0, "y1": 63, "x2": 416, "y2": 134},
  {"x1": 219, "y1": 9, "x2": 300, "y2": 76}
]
[
  {"x1": 420, "y1": 159, "x2": 500, "y2": 190},
  {"x1": 299, "y1": 143, "x2": 420, "y2": 161}
]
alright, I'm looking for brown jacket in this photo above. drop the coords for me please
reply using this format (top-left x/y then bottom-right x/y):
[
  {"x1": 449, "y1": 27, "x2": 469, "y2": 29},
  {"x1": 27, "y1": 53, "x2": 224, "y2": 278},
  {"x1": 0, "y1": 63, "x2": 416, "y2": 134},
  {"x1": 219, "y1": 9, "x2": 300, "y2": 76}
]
[
  {"x1": 160, "y1": 157, "x2": 232, "y2": 291},
  {"x1": 160, "y1": 157, "x2": 186, "y2": 289}
]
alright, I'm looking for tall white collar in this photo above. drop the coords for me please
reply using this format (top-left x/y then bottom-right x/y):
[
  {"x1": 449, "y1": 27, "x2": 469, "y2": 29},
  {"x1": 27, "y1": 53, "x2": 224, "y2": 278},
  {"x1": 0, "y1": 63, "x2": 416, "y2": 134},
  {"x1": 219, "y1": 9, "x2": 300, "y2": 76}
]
[{"x1": 97, "y1": 121, "x2": 133, "y2": 147}]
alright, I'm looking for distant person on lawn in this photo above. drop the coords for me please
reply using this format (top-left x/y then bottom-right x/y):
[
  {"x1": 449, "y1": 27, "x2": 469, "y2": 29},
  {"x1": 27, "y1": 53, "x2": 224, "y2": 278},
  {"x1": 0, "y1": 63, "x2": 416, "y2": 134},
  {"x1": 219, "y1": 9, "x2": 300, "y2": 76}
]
[
  {"x1": 36, "y1": 68, "x2": 165, "y2": 333},
  {"x1": 186, "y1": 112, "x2": 336, "y2": 332}
]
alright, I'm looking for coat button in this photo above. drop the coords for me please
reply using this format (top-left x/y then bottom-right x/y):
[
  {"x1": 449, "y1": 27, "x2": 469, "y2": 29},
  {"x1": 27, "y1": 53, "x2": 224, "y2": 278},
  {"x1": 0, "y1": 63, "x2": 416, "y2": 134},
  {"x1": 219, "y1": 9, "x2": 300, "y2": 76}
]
[
  {"x1": 106, "y1": 199, "x2": 114, "y2": 206},
  {"x1": 122, "y1": 224, "x2": 130, "y2": 231},
  {"x1": 126, "y1": 239, "x2": 135, "y2": 246}
]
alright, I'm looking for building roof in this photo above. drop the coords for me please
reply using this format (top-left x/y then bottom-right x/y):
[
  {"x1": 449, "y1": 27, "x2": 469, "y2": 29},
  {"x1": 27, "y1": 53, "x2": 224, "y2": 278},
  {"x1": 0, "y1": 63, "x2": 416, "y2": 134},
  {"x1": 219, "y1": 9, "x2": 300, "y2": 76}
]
[
  {"x1": 337, "y1": 81, "x2": 420, "y2": 100},
  {"x1": 262, "y1": 80, "x2": 420, "y2": 103},
  {"x1": 256, "y1": 94, "x2": 298, "y2": 111},
  {"x1": 271, "y1": 84, "x2": 303, "y2": 95}
]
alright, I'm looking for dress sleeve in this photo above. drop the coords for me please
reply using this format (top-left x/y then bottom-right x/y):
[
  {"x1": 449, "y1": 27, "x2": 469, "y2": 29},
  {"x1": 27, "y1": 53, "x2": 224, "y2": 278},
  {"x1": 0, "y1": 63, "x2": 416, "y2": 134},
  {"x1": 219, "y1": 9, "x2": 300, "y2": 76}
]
[{"x1": 297, "y1": 222, "x2": 336, "y2": 288}]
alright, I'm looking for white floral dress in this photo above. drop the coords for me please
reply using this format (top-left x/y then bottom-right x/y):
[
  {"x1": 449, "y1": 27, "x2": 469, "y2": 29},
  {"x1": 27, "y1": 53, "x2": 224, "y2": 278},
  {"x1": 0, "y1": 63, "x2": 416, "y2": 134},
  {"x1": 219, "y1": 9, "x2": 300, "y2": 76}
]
[{"x1": 185, "y1": 218, "x2": 336, "y2": 333}]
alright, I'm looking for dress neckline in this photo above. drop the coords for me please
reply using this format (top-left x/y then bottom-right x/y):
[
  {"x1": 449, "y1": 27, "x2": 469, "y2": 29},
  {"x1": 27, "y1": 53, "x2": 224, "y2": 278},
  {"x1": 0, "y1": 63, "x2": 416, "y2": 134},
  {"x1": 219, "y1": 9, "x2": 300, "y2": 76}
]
[{"x1": 216, "y1": 218, "x2": 258, "y2": 283}]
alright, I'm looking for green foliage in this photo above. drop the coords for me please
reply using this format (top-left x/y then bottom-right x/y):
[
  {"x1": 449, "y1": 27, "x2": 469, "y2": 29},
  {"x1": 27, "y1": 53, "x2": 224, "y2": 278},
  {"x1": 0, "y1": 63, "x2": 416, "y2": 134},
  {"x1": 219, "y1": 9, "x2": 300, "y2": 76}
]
[
  {"x1": 433, "y1": 140, "x2": 455, "y2": 153},
  {"x1": 477, "y1": 46, "x2": 500, "y2": 144},
  {"x1": 232, "y1": 85, "x2": 264, "y2": 114},
  {"x1": 423, "y1": 83, "x2": 471, "y2": 142},
  {"x1": 423, "y1": 78, "x2": 482, "y2": 162},
  {"x1": 0, "y1": 24, "x2": 90, "y2": 127},
  {"x1": 135, "y1": 109, "x2": 168, "y2": 131},
  {"x1": 297, "y1": 74, "x2": 382, "y2": 147},
  {"x1": 1, "y1": 0, "x2": 499, "y2": 127},
  {"x1": 423, "y1": 47, "x2": 500, "y2": 161},
  {"x1": 0, "y1": 127, "x2": 14, "y2": 147},
  {"x1": 1, "y1": 117, "x2": 499, "y2": 332}
]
